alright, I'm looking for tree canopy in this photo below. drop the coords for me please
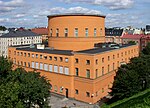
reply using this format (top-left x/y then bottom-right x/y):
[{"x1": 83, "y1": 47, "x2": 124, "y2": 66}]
[
  {"x1": 110, "y1": 43, "x2": 150, "y2": 102},
  {"x1": 0, "y1": 57, "x2": 51, "y2": 108}
]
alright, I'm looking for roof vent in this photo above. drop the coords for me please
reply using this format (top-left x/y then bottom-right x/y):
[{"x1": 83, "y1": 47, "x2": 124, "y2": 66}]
[{"x1": 37, "y1": 44, "x2": 45, "y2": 49}]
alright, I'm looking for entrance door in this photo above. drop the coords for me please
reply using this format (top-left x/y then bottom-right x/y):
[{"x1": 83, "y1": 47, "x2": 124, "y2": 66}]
[{"x1": 65, "y1": 88, "x2": 68, "y2": 98}]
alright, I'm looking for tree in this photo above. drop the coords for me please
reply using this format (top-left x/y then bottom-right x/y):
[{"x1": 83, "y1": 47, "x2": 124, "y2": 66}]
[
  {"x1": 128, "y1": 41, "x2": 136, "y2": 45},
  {"x1": 0, "y1": 57, "x2": 51, "y2": 108},
  {"x1": 142, "y1": 42, "x2": 150, "y2": 55},
  {"x1": 0, "y1": 56, "x2": 12, "y2": 77},
  {"x1": 0, "y1": 26, "x2": 7, "y2": 31},
  {"x1": 110, "y1": 55, "x2": 150, "y2": 101}
]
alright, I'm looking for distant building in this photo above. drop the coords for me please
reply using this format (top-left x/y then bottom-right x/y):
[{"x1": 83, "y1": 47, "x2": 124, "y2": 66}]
[
  {"x1": 141, "y1": 35, "x2": 150, "y2": 49},
  {"x1": 31, "y1": 27, "x2": 48, "y2": 41},
  {"x1": 0, "y1": 30, "x2": 42, "y2": 57},
  {"x1": 105, "y1": 28, "x2": 123, "y2": 44},
  {"x1": 145, "y1": 25, "x2": 150, "y2": 35},
  {"x1": 0, "y1": 30, "x2": 9, "y2": 36},
  {"x1": 123, "y1": 26, "x2": 143, "y2": 35}
]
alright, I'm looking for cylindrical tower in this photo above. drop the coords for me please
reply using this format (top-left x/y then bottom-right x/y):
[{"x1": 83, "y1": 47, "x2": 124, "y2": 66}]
[{"x1": 47, "y1": 13, "x2": 106, "y2": 51}]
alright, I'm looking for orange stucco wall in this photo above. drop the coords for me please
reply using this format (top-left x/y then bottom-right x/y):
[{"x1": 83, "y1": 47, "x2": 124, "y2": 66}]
[
  {"x1": 8, "y1": 44, "x2": 139, "y2": 104},
  {"x1": 48, "y1": 15, "x2": 105, "y2": 51}
]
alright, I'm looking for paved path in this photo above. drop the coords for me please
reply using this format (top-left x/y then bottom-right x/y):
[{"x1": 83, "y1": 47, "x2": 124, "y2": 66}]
[{"x1": 48, "y1": 94, "x2": 98, "y2": 108}]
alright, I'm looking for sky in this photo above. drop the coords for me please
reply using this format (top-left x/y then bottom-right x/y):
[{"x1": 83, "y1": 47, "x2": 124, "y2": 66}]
[{"x1": 0, "y1": 0, "x2": 149, "y2": 28}]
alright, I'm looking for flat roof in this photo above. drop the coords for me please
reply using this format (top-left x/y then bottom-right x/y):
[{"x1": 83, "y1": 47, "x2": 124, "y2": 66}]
[
  {"x1": 47, "y1": 13, "x2": 106, "y2": 18},
  {"x1": 15, "y1": 47, "x2": 73, "y2": 56},
  {"x1": 76, "y1": 44, "x2": 135, "y2": 55}
]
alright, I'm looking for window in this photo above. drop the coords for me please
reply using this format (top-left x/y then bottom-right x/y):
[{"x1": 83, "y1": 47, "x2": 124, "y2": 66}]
[
  {"x1": 40, "y1": 63, "x2": 43, "y2": 70},
  {"x1": 59, "y1": 66, "x2": 63, "y2": 74},
  {"x1": 100, "y1": 28, "x2": 102, "y2": 35},
  {"x1": 28, "y1": 62, "x2": 30, "y2": 67},
  {"x1": 117, "y1": 53, "x2": 119, "y2": 58},
  {"x1": 121, "y1": 52, "x2": 123, "y2": 57},
  {"x1": 95, "y1": 69, "x2": 98, "y2": 78},
  {"x1": 20, "y1": 52, "x2": 23, "y2": 56},
  {"x1": 54, "y1": 85, "x2": 57, "y2": 92},
  {"x1": 24, "y1": 62, "x2": 26, "y2": 67},
  {"x1": 28, "y1": 53, "x2": 30, "y2": 57},
  {"x1": 60, "y1": 57, "x2": 63, "y2": 62},
  {"x1": 49, "y1": 64, "x2": 53, "y2": 72},
  {"x1": 102, "y1": 67, "x2": 104, "y2": 75},
  {"x1": 102, "y1": 88, "x2": 104, "y2": 93},
  {"x1": 44, "y1": 55, "x2": 47, "y2": 60},
  {"x1": 65, "y1": 28, "x2": 68, "y2": 37},
  {"x1": 95, "y1": 59, "x2": 98, "y2": 65},
  {"x1": 64, "y1": 67, "x2": 69, "y2": 75},
  {"x1": 108, "y1": 56, "x2": 110, "y2": 61},
  {"x1": 31, "y1": 62, "x2": 34, "y2": 68},
  {"x1": 36, "y1": 54, "x2": 38, "y2": 58},
  {"x1": 86, "y1": 60, "x2": 90, "y2": 65},
  {"x1": 75, "y1": 68, "x2": 79, "y2": 76},
  {"x1": 50, "y1": 29, "x2": 52, "y2": 37},
  {"x1": 24, "y1": 53, "x2": 26, "y2": 57},
  {"x1": 54, "y1": 57, "x2": 57, "y2": 61},
  {"x1": 17, "y1": 52, "x2": 19, "y2": 56},
  {"x1": 75, "y1": 28, "x2": 78, "y2": 37},
  {"x1": 60, "y1": 87, "x2": 63, "y2": 93},
  {"x1": 14, "y1": 51, "x2": 16, "y2": 55},
  {"x1": 54, "y1": 65, "x2": 58, "y2": 73},
  {"x1": 44, "y1": 64, "x2": 48, "y2": 71},
  {"x1": 85, "y1": 28, "x2": 88, "y2": 37},
  {"x1": 117, "y1": 61, "x2": 119, "y2": 67},
  {"x1": 56, "y1": 28, "x2": 59, "y2": 37},
  {"x1": 40, "y1": 55, "x2": 42, "y2": 59},
  {"x1": 86, "y1": 69, "x2": 90, "y2": 78},
  {"x1": 102, "y1": 58, "x2": 104, "y2": 63},
  {"x1": 113, "y1": 55, "x2": 115, "y2": 59},
  {"x1": 75, "y1": 58, "x2": 78, "y2": 63},
  {"x1": 94, "y1": 28, "x2": 96, "y2": 37},
  {"x1": 86, "y1": 92, "x2": 90, "y2": 97},
  {"x1": 113, "y1": 63, "x2": 115, "y2": 70},
  {"x1": 65, "y1": 58, "x2": 68, "y2": 62},
  {"x1": 108, "y1": 65, "x2": 110, "y2": 73},
  {"x1": 75, "y1": 89, "x2": 79, "y2": 94},
  {"x1": 32, "y1": 54, "x2": 34, "y2": 58},
  {"x1": 49, "y1": 56, "x2": 52, "y2": 60},
  {"x1": 35, "y1": 62, "x2": 39, "y2": 69}
]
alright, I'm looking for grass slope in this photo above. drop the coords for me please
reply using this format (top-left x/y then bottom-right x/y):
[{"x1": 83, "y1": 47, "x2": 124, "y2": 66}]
[{"x1": 101, "y1": 89, "x2": 150, "y2": 108}]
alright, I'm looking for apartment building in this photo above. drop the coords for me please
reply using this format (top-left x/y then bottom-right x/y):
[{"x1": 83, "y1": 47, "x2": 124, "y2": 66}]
[
  {"x1": 8, "y1": 14, "x2": 139, "y2": 104},
  {"x1": 0, "y1": 30, "x2": 42, "y2": 57}
]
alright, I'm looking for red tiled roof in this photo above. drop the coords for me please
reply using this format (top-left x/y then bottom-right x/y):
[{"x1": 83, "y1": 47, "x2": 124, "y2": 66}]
[
  {"x1": 31, "y1": 27, "x2": 48, "y2": 35},
  {"x1": 121, "y1": 34, "x2": 144, "y2": 39},
  {"x1": 141, "y1": 35, "x2": 150, "y2": 39}
]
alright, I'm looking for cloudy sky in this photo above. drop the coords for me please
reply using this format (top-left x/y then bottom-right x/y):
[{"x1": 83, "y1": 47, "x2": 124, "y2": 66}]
[{"x1": 0, "y1": 0, "x2": 149, "y2": 28}]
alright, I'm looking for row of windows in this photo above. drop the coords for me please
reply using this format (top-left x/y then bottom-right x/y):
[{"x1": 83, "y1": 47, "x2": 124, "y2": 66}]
[
  {"x1": 14, "y1": 60, "x2": 70, "y2": 75},
  {"x1": 14, "y1": 52, "x2": 69, "y2": 63},
  {"x1": 50, "y1": 28, "x2": 103, "y2": 37}
]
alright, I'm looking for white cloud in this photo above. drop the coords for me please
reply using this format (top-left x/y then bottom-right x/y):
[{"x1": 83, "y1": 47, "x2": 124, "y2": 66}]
[{"x1": 61, "y1": 0, "x2": 134, "y2": 10}]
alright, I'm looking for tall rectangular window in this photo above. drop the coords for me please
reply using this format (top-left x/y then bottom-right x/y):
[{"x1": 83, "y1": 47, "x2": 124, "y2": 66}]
[
  {"x1": 86, "y1": 69, "x2": 90, "y2": 78},
  {"x1": 75, "y1": 68, "x2": 79, "y2": 76},
  {"x1": 108, "y1": 65, "x2": 110, "y2": 73},
  {"x1": 85, "y1": 28, "x2": 88, "y2": 37},
  {"x1": 40, "y1": 63, "x2": 43, "y2": 70},
  {"x1": 94, "y1": 28, "x2": 96, "y2": 37},
  {"x1": 64, "y1": 67, "x2": 69, "y2": 75},
  {"x1": 65, "y1": 28, "x2": 68, "y2": 37},
  {"x1": 54, "y1": 65, "x2": 58, "y2": 73},
  {"x1": 75, "y1": 28, "x2": 78, "y2": 37},
  {"x1": 44, "y1": 64, "x2": 48, "y2": 71},
  {"x1": 49, "y1": 64, "x2": 53, "y2": 72},
  {"x1": 59, "y1": 66, "x2": 63, "y2": 74},
  {"x1": 31, "y1": 62, "x2": 34, "y2": 68},
  {"x1": 56, "y1": 28, "x2": 59, "y2": 37},
  {"x1": 50, "y1": 29, "x2": 52, "y2": 37},
  {"x1": 35, "y1": 62, "x2": 39, "y2": 69}
]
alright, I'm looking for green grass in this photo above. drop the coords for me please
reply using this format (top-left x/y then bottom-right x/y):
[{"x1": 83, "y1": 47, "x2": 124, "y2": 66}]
[{"x1": 101, "y1": 89, "x2": 150, "y2": 108}]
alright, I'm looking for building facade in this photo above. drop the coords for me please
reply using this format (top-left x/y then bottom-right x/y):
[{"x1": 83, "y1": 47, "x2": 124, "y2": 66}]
[
  {"x1": 31, "y1": 27, "x2": 48, "y2": 41},
  {"x1": 8, "y1": 14, "x2": 139, "y2": 104},
  {"x1": 0, "y1": 30, "x2": 42, "y2": 57}
]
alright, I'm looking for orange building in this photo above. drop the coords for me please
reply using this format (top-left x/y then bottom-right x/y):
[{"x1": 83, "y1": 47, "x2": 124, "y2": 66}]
[{"x1": 8, "y1": 14, "x2": 139, "y2": 104}]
